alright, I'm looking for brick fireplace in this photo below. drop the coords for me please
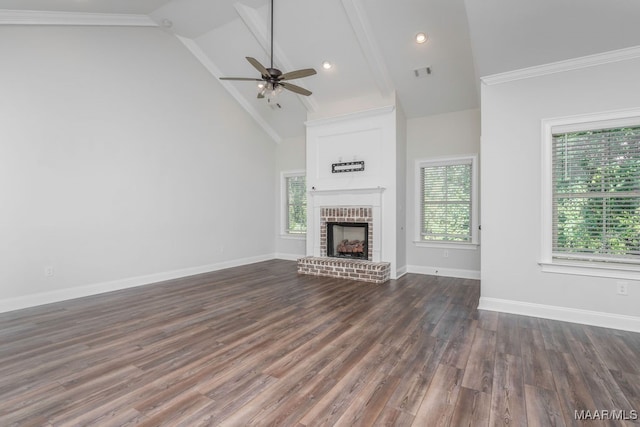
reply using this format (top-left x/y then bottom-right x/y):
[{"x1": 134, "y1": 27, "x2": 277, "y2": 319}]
[{"x1": 297, "y1": 189, "x2": 391, "y2": 283}]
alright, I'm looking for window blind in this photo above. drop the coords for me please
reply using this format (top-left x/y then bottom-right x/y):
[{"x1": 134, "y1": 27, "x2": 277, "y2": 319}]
[
  {"x1": 420, "y1": 161, "x2": 472, "y2": 241},
  {"x1": 286, "y1": 175, "x2": 306, "y2": 233},
  {"x1": 552, "y1": 126, "x2": 640, "y2": 263}
]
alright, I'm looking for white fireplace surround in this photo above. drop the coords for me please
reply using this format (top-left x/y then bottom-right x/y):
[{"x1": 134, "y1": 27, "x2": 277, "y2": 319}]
[
  {"x1": 305, "y1": 104, "x2": 402, "y2": 278},
  {"x1": 307, "y1": 187, "x2": 385, "y2": 262}
]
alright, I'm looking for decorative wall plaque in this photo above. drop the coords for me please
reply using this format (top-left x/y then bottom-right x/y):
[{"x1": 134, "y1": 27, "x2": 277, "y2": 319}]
[{"x1": 331, "y1": 160, "x2": 365, "y2": 173}]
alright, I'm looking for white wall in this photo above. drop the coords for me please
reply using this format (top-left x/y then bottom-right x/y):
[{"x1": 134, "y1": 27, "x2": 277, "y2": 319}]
[
  {"x1": 395, "y1": 101, "x2": 407, "y2": 276},
  {"x1": 480, "y1": 57, "x2": 640, "y2": 330},
  {"x1": 0, "y1": 26, "x2": 276, "y2": 311},
  {"x1": 275, "y1": 135, "x2": 306, "y2": 259},
  {"x1": 406, "y1": 109, "x2": 481, "y2": 278}
]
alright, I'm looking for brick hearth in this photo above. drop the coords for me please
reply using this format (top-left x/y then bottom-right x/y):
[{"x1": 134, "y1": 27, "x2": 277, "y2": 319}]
[{"x1": 297, "y1": 256, "x2": 390, "y2": 284}]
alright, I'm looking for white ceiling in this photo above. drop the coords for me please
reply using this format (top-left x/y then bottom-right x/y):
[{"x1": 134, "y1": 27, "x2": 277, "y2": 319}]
[
  {"x1": 2, "y1": 0, "x2": 640, "y2": 140},
  {"x1": 465, "y1": 0, "x2": 640, "y2": 77},
  {"x1": 0, "y1": 0, "x2": 172, "y2": 14}
]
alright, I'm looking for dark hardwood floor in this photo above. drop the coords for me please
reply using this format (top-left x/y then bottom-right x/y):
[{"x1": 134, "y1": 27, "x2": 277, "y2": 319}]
[{"x1": 1, "y1": 260, "x2": 638, "y2": 426}]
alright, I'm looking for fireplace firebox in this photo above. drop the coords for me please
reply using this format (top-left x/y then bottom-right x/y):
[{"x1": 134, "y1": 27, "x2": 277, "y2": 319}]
[{"x1": 327, "y1": 222, "x2": 369, "y2": 259}]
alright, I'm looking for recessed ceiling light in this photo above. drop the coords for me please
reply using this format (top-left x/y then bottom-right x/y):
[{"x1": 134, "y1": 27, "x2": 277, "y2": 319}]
[
  {"x1": 322, "y1": 61, "x2": 333, "y2": 70},
  {"x1": 415, "y1": 32, "x2": 428, "y2": 44}
]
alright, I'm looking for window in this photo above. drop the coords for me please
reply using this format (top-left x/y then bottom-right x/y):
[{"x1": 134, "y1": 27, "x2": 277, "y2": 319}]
[
  {"x1": 282, "y1": 171, "x2": 306, "y2": 235},
  {"x1": 552, "y1": 126, "x2": 640, "y2": 263},
  {"x1": 415, "y1": 155, "x2": 478, "y2": 247},
  {"x1": 541, "y1": 110, "x2": 640, "y2": 277}
]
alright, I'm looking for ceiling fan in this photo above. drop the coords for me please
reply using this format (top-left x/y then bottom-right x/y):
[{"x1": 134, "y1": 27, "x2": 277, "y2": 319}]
[{"x1": 219, "y1": 0, "x2": 317, "y2": 104}]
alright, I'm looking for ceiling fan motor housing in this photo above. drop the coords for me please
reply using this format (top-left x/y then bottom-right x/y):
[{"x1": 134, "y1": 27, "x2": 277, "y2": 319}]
[{"x1": 266, "y1": 68, "x2": 283, "y2": 79}]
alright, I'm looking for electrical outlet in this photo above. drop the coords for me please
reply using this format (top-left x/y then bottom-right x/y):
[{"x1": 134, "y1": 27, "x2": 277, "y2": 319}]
[
  {"x1": 44, "y1": 266, "x2": 54, "y2": 277},
  {"x1": 617, "y1": 281, "x2": 629, "y2": 296},
  {"x1": 443, "y1": 250, "x2": 449, "y2": 258}
]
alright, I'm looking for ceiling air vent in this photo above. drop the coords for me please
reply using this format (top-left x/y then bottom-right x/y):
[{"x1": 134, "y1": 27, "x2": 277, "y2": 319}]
[{"x1": 413, "y1": 66, "x2": 432, "y2": 78}]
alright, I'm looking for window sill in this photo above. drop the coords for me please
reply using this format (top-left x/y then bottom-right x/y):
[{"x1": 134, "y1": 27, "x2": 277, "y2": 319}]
[
  {"x1": 539, "y1": 260, "x2": 640, "y2": 280},
  {"x1": 280, "y1": 233, "x2": 306, "y2": 240},
  {"x1": 413, "y1": 241, "x2": 479, "y2": 250}
]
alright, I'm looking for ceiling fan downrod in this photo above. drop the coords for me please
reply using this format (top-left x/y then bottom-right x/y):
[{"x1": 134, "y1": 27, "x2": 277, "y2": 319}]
[{"x1": 270, "y1": 0, "x2": 274, "y2": 71}]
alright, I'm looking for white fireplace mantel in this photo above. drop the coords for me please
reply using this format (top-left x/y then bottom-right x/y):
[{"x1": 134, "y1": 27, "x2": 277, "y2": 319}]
[{"x1": 309, "y1": 187, "x2": 386, "y2": 197}]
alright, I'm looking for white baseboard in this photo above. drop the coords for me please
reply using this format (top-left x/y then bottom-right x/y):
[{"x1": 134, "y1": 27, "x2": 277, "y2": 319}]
[
  {"x1": 478, "y1": 297, "x2": 640, "y2": 333},
  {"x1": 407, "y1": 265, "x2": 481, "y2": 280},
  {"x1": 0, "y1": 254, "x2": 276, "y2": 314},
  {"x1": 394, "y1": 265, "x2": 408, "y2": 279},
  {"x1": 274, "y1": 253, "x2": 304, "y2": 261}
]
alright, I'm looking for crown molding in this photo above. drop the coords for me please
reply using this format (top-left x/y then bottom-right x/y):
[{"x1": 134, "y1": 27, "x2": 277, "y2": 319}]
[
  {"x1": 176, "y1": 35, "x2": 283, "y2": 144},
  {"x1": 482, "y1": 45, "x2": 640, "y2": 86},
  {"x1": 233, "y1": 3, "x2": 319, "y2": 113},
  {"x1": 305, "y1": 104, "x2": 395, "y2": 127},
  {"x1": 340, "y1": 0, "x2": 394, "y2": 97},
  {"x1": 0, "y1": 9, "x2": 157, "y2": 27}
]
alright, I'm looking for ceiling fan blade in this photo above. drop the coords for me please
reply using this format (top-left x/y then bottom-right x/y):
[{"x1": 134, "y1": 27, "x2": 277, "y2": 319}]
[
  {"x1": 280, "y1": 68, "x2": 317, "y2": 81},
  {"x1": 220, "y1": 77, "x2": 263, "y2": 81},
  {"x1": 280, "y1": 82, "x2": 312, "y2": 96},
  {"x1": 246, "y1": 57, "x2": 270, "y2": 77}
]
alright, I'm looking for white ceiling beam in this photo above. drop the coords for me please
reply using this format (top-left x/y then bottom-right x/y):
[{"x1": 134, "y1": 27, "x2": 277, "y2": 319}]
[
  {"x1": 0, "y1": 9, "x2": 157, "y2": 26},
  {"x1": 176, "y1": 35, "x2": 283, "y2": 144},
  {"x1": 340, "y1": 0, "x2": 394, "y2": 97},
  {"x1": 233, "y1": 2, "x2": 319, "y2": 113}
]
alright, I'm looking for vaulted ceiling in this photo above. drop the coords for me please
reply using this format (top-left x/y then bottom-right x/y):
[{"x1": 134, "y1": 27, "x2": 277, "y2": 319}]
[{"x1": 2, "y1": 0, "x2": 640, "y2": 141}]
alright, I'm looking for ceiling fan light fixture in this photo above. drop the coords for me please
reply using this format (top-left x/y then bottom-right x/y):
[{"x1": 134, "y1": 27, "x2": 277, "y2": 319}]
[
  {"x1": 415, "y1": 32, "x2": 428, "y2": 44},
  {"x1": 322, "y1": 61, "x2": 333, "y2": 70},
  {"x1": 266, "y1": 83, "x2": 284, "y2": 103},
  {"x1": 258, "y1": 84, "x2": 267, "y2": 98}
]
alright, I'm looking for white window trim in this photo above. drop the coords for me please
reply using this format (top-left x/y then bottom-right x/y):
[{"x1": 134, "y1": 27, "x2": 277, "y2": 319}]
[
  {"x1": 280, "y1": 170, "x2": 306, "y2": 239},
  {"x1": 414, "y1": 241, "x2": 479, "y2": 250},
  {"x1": 540, "y1": 108, "x2": 640, "y2": 280},
  {"x1": 414, "y1": 154, "x2": 479, "y2": 248}
]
